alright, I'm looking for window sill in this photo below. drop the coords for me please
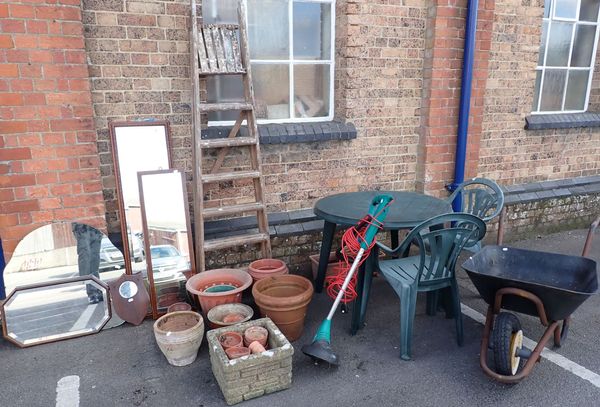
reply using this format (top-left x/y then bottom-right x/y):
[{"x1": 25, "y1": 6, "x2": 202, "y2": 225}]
[
  {"x1": 201, "y1": 120, "x2": 357, "y2": 144},
  {"x1": 525, "y1": 112, "x2": 600, "y2": 130}
]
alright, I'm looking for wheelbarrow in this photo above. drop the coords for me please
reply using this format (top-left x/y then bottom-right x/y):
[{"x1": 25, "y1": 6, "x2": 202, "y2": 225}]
[{"x1": 462, "y1": 216, "x2": 599, "y2": 384}]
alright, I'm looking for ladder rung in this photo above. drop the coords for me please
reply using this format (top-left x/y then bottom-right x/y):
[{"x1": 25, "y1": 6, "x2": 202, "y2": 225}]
[
  {"x1": 199, "y1": 102, "x2": 253, "y2": 112},
  {"x1": 199, "y1": 69, "x2": 246, "y2": 76},
  {"x1": 202, "y1": 170, "x2": 260, "y2": 183},
  {"x1": 199, "y1": 137, "x2": 257, "y2": 148},
  {"x1": 203, "y1": 202, "x2": 265, "y2": 219},
  {"x1": 204, "y1": 232, "x2": 270, "y2": 251}
]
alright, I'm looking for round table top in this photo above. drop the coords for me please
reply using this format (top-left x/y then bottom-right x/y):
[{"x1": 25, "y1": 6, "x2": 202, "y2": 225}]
[{"x1": 314, "y1": 191, "x2": 452, "y2": 229}]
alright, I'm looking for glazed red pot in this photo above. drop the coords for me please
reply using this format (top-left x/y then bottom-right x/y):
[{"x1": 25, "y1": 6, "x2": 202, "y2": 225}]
[
  {"x1": 247, "y1": 259, "x2": 289, "y2": 282},
  {"x1": 186, "y1": 269, "x2": 252, "y2": 315}
]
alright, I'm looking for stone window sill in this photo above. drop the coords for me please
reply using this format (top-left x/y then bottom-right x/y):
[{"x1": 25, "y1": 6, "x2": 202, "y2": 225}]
[
  {"x1": 525, "y1": 112, "x2": 600, "y2": 130},
  {"x1": 201, "y1": 120, "x2": 357, "y2": 144}
]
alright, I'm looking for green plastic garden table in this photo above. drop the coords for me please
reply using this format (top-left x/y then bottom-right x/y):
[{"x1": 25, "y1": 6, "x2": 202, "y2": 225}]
[{"x1": 313, "y1": 191, "x2": 452, "y2": 334}]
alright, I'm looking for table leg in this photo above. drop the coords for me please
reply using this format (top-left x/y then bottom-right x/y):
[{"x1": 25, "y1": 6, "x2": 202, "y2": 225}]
[{"x1": 314, "y1": 221, "x2": 336, "y2": 293}]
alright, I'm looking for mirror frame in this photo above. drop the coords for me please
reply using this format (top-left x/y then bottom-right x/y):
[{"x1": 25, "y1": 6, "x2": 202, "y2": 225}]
[
  {"x1": 138, "y1": 169, "x2": 196, "y2": 318},
  {"x1": 109, "y1": 120, "x2": 172, "y2": 277},
  {"x1": 1, "y1": 275, "x2": 112, "y2": 348}
]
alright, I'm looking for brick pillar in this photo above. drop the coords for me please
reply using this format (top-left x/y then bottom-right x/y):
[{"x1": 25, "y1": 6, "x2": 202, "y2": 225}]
[
  {"x1": 417, "y1": 0, "x2": 494, "y2": 196},
  {"x1": 0, "y1": 0, "x2": 106, "y2": 260}
]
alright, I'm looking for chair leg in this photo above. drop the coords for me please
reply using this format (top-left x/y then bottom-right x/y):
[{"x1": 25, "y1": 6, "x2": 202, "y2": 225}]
[
  {"x1": 450, "y1": 279, "x2": 464, "y2": 346},
  {"x1": 426, "y1": 291, "x2": 438, "y2": 316},
  {"x1": 399, "y1": 285, "x2": 417, "y2": 360}
]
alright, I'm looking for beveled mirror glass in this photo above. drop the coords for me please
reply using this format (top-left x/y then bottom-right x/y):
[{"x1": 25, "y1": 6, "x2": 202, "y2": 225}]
[
  {"x1": 109, "y1": 121, "x2": 171, "y2": 278},
  {"x1": 1, "y1": 277, "x2": 111, "y2": 347},
  {"x1": 138, "y1": 169, "x2": 195, "y2": 317}
]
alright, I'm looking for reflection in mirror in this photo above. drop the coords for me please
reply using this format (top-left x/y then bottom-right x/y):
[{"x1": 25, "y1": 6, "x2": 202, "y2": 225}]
[
  {"x1": 1, "y1": 277, "x2": 111, "y2": 347},
  {"x1": 138, "y1": 169, "x2": 195, "y2": 317},
  {"x1": 119, "y1": 281, "x2": 138, "y2": 299},
  {"x1": 110, "y1": 121, "x2": 171, "y2": 278}
]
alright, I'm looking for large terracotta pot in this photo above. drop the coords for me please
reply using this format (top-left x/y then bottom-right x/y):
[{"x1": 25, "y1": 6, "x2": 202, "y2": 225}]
[
  {"x1": 153, "y1": 311, "x2": 204, "y2": 366},
  {"x1": 252, "y1": 274, "x2": 313, "y2": 341},
  {"x1": 186, "y1": 268, "x2": 252, "y2": 315},
  {"x1": 247, "y1": 258, "x2": 289, "y2": 282}
]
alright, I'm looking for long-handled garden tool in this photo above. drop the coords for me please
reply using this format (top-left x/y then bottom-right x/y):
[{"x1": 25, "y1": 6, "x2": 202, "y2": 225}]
[{"x1": 302, "y1": 194, "x2": 393, "y2": 365}]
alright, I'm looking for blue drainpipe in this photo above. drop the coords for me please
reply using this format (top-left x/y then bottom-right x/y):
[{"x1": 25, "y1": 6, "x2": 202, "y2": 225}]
[{"x1": 447, "y1": 0, "x2": 479, "y2": 212}]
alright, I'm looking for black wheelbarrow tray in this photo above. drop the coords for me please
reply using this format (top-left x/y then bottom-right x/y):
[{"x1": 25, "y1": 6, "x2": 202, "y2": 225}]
[{"x1": 462, "y1": 245, "x2": 598, "y2": 384}]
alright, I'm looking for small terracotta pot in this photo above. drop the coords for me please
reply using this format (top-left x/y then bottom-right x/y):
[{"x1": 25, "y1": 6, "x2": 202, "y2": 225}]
[
  {"x1": 153, "y1": 311, "x2": 204, "y2": 366},
  {"x1": 186, "y1": 268, "x2": 252, "y2": 315},
  {"x1": 248, "y1": 341, "x2": 266, "y2": 354},
  {"x1": 225, "y1": 346, "x2": 250, "y2": 359},
  {"x1": 219, "y1": 331, "x2": 243, "y2": 350},
  {"x1": 252, "y1": 274, "x2": 314, "y2": 341},
  {"x1": 247, "y1": 259, "x2": 289, "y2": 282},
  {"x1": 167, "y1": 302, "x2": 192, "y2": 313},
  {"x1": 243, "y1": 325, "x2": 268, "y2": 347},
  {"x1": 206, "y1": 303, "x2": 254, "y2": 329}
]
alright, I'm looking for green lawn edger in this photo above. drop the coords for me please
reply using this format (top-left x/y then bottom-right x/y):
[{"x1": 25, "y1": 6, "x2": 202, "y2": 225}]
[{"x1": 302, "y1": 194, "x2": 393, "y2": 365}]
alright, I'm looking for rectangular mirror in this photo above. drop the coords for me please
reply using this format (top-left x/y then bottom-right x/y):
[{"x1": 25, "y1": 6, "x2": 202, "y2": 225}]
[
  {"x1": 138, "y1": 169, "x2": 196, "y2": 318},
  {"x1": 109, "y1": 121, "x2": 171, "y2": 286},
  {"x1": 1, "y1": 276, "x2": 111, "y2": 347}
]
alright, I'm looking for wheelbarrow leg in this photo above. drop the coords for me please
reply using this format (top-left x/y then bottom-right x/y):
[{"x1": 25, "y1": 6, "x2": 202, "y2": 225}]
[{"x1": 553, "y1": 317, "x2": 570, "y2": 348}]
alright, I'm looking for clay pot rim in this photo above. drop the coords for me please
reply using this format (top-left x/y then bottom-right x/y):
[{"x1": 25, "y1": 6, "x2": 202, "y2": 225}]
[
  {"x1": 225, "y1": 346, "x2": 251, "y2": 359},
  {"x1": 249, "y1": 258, "x2": 287, "y2": 271},
  {"x1": 252, "y1": 274, "x2": 314, "y2": 308},
  {"x1": 207, "y1": 303, "x2": 254, "y2": 326},
  {"x1": 166, "y1": 302, "x2": 192, "y2": 313},
  {"x1": 219, "y1": 331, "x2": 243, "y2": 348},
  {"x1": 153, "y1": 311, "x2": 204, "y2": 335},
  {"x1": 186, "y1": 268, "x2": 252, "y2": 297}
]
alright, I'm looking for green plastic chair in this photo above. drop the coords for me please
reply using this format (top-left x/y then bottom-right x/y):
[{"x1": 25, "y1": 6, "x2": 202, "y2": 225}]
[
  {"x1": 447, "y1": 177, "x2": 504, "y2": 251},
  {"x1": 367, "y1": 213, "x2": 486, "y2": 360}
]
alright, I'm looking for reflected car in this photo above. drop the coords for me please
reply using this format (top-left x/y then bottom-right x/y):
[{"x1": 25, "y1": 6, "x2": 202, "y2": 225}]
[
  {"x1": 99, "y1": 237, "x2": 125, "y2": 273},
  {"x1": 130, "y1": 234, "x2": 145, "y2": 263},
  {"x1": 149, "y1": 245, "x2": 190, "y2": 282}
]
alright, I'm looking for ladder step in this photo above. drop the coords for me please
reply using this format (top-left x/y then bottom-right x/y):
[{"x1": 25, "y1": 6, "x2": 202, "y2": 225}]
[
  {"x1": 204, "y1": 232, "x2": 270, "y2": 251},
  {"x1": 199, "y1": 102, "x2": 253, "y2": 112},
  {"x1": 202, "y1": 170, "x2": 260, "y2": 183},
  {"x1": 203, "y1": 202, "x2": 265, "y2": 218},
  {"x1": 199, "y1": 137, "x2": 257, "y2": 148}
]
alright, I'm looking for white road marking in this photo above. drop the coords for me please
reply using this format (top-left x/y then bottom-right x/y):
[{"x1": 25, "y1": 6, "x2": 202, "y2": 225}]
[
  {"x1": 70, "y1": 303, "x2": 97, "y2": 331},
  {"x1": 55, "y1": 375, "x2": 80, "y2": 407},
  {"x1": 461, "y1": 303, "x2": 600, "y2": 389}
]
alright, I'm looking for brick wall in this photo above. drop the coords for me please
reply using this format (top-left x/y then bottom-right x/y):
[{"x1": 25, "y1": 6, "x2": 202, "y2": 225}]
[
  {"x1": 0, "y1": 0, "x2": 105, "y2": 259},
  {"x1": 479, "y1": 0, "x2": 600, "y2": 184}
]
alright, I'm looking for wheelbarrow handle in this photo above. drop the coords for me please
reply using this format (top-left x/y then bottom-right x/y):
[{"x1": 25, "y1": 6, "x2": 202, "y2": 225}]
[{"x1": 582, "y1": 215, "x2": 600, "y2": 257}]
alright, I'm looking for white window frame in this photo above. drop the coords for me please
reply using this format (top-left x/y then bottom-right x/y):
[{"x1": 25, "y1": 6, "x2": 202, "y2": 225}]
[
  {"x1": 208, "y1": 0, "x2": 336, "y2": 126},
  {"x1": 533, "y1": 0, "x2": 600, "y2": 114}
]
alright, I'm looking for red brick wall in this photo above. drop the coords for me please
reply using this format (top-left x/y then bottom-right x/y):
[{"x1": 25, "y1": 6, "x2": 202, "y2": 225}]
[{"x1": 0, "y1": 0, "x2": 105, "y2": 260}]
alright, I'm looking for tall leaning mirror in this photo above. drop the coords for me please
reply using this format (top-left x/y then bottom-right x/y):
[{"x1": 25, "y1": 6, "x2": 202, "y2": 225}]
[
  {"x1": 138, "y1": 169, "x2": 196, "y2": 318},
  {"x1": 109, "y1": 121, "x2": 172, "y2": 279}
]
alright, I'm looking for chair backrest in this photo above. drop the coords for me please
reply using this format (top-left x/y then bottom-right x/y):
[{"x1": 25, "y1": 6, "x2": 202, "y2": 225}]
[
  {"x1": 377, "y1": 213, "x2": 486, "y2": 285},
  {"x1": 447, "y1": 178, "x2": 504, "y2": 222}
]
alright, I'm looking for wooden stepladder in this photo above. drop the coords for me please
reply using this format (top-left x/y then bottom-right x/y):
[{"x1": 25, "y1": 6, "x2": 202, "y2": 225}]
[{"x1": 190, "y1": 0, "x2": 271, "y2": 272}]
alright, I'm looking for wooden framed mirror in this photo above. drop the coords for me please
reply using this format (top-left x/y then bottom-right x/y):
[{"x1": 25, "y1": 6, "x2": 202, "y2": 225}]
[
  {"x1": 109, "y1": 121, "x2": 172, "y2": 279},
  {"x1": 138, "y1": 169, "x2": 195, "y2": 318}
]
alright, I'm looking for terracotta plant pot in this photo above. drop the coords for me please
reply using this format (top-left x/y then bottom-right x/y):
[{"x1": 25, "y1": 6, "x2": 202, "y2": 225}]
[
  {"x1": 243, "y1": 325, "x2": 268, "y2": 347},
  {"x1": 252, "y1": 275, "x2": 314, "y2": 341},
  {"x1": 207, "y1": 303, "x2": 254, "y2": 329},
  {"x1": 225, "y1": 346, "x2": 250, "y2": 359},
  {"x1": 248, "y1": 341, "x2": 266, "y2": 354},
  {"x1": 186, "y1": 268, "x2": 252, "y2": 315},
  {"x1": 153, "y1": 311, "x2": 204, "y2": 367},
  {"x1": 219, "y1": 331, "x2": 243, "y2": 350},
  {"x1": 247, "y1": 258, "x2": 289, "y2": 282},
  {"x1": 167, "y1": 302, "x2": 192, "y2": 313}
]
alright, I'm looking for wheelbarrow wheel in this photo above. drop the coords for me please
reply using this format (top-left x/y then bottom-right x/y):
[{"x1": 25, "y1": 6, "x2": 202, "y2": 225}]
[{"x1": 492, "y1": 312, "x2": 523, "y2": 376}]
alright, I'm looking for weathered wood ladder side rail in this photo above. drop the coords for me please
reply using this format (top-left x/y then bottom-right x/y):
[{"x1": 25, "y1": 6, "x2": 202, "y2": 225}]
[{"x1": 190, "y1": 0, "x2": 271, "y2": 272}]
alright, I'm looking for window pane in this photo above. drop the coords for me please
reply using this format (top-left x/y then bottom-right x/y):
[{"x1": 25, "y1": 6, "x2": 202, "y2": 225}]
[
  {"x1": 540, "y1": 69, "x2": 567, "y2": 110},
  {"x1": 533, "y1": 70, "x2": 543, "y2": 110},
  {"x1": 202, "y1": 0, "x2": 238, "y2": 24},
  {"x1": 207, "y1": 76, "x2": 245, "y2": 122},
  {"x1": 554, "y1": 0, "x2": 578, "y2": 18},
  {"x1": 579, "y1": 0, "x2": 600, "y2": 22},
  {"x1": 565, "y1": 70, "x2": 590, "y2": 110},
  {"x1": 571, "y1": 25, "x2": 597, "y2": 67},
  {"x1": 538, "y1": 21, "x2": 549, "y2": 65},
  {"x1": 293, "y1": 2, "x2": 331, "y2": 60},
  {"x1": 294, "y1": 64, "x2": 330, "y2": 118},
  {"x1": 544, "y1": 0, "x2": 552, "y2": 17},
  {"x1": 252, "y1": 64, "x2": 290, "y2": 119},
  {"x1": 247, "y1": 0, "x2": 289, "y2": 59},
  {"x1": 546, "y1": 22, "x2": 574, "y2": 66}
]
